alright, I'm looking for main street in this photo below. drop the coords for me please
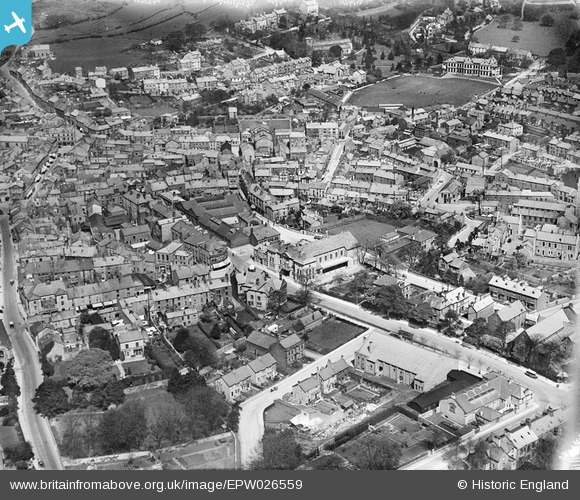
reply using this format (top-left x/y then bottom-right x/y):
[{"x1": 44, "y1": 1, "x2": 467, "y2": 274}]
[
  {"x1": 237, "y1": 260, "x2": 570, "y2": 469},
  {"x1": 322, "y1": 140, "x2": 346, "y2": 185},
  {"x1": 0, "y1": 217, "x2": 63, "y2": 470}
]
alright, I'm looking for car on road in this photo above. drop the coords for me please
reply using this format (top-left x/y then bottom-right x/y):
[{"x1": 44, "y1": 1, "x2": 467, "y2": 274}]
[
  {"x1": 525, "y1": 370, "x2": 538, "y2": 379},
  {"x1": 9, "y1": 321, "x2": 14, "y2": 328},
  {"x1": 10, "y1": 279, "x2": 14, "y2": 285}
]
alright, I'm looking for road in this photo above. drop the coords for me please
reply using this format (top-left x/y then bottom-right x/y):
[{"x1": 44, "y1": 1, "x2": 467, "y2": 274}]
[
  {"x1": 0, "y1": 217, "x2": 63, "y2": 470},
  {"x1": 322, "y1": 141, "x2": 346, "y2": 185},
  {"x1": 417, "y1": 169, "x2": 453, "y2": 208},
  {"x1": 448, "y1": 215, "x2": 483, "y2": 248}
]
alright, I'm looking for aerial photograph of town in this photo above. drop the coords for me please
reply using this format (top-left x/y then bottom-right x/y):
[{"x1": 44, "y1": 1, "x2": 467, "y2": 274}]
[{"x1": 0, "y1": 0, "x2": 580, "y2": 475}]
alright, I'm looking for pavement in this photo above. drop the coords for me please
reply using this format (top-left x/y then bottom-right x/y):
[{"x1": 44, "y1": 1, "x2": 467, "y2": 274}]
[{"x1": 0, "y1": 217, "x2": 63, "y2": 470}]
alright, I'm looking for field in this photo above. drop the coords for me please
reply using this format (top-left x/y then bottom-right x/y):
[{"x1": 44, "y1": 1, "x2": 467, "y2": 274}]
[
  {"x1": 306, "y1": 318, "x2": 367, "y2": 354},
  {"x1": 348, "y1": 75, "x2": 499, "y2": 108},
  {"x1": 475, "y1": 16, "x2": 559, "y2": 57}
]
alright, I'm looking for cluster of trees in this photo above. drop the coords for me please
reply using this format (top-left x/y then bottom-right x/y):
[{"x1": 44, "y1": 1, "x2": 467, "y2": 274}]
[
  {"x1": 163, "y1": 22, "x2": 207, "y2": 52},
  {"x1": 361, "y1": 284, "x2": 434, "y2": 328},
  {"x1": 251, "y1": 429, "x2": 304, "y2": 469},
  {"x1": 59, "y1": 366, "x2": 236, "y2": 458},
  {"x1": 346, "y1": 434, "x2": 402, "y2": 470},
  {"x1": 464, "y1": 318, "x2": 567, "y2": 377},
  {"x1": 33, "y1": 348, "x2": 126, "y2": 418},
  {"x1": 172, "y1": 327, "x2": 217, "y2": 369}
]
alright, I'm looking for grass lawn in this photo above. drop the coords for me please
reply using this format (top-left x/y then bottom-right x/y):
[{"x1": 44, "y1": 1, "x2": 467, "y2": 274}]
[
  {"x1": 475, "y1": 17, "x2": 559, "y2": 57},
  {"x1": 306, "y1": 318, "x2": 367, "y2": 354},
  {"x1": 349, "y1": 74, "x2": 498, "y2": 108}
]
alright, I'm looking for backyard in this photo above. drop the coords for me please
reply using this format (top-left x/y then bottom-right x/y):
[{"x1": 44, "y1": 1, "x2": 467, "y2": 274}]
[
  {"x1": 348, "y1": 75, "x2": 498, "y2": 108},
  {"x1": 306, "y1": 318, "x2": 367, "y2": 354}
]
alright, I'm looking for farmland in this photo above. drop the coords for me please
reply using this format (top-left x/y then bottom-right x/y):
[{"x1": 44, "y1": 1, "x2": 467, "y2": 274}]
[{"x1": 348, "y1": 75, "x2": 499, "y2": 108}]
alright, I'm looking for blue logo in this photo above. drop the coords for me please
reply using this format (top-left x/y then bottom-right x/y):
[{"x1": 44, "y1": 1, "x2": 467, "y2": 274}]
[{"x1": 0, "y1": 0, "x2": 32, "y2": 53}]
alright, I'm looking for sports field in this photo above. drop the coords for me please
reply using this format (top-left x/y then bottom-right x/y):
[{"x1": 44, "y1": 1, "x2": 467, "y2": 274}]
[{"x1": 348, "y1": 75, "x2": 499, "y2": 108}]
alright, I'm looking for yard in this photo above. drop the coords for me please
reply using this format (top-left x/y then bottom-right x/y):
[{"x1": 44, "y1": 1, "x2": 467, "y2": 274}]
[
  {"x1": 336, "y1": 411, "x2": 446, "y2": 467},
  {"x1": 306, "y1": 318, "x2": 367, "y2": 354},
  {"x1": 348, "y1": 75, "x2": 498, "y2": 108},
  {"x1": 324, "y1": 217, "x2": 398, "y2": 246},
  {"x1": 475, "y1": 16, "x2": 559, "y2": 57}
]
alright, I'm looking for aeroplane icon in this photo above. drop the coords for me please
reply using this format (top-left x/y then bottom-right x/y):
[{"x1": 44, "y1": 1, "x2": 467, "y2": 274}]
[{"x1": 4, "y1": 12, "x2": 26, "y2": 34}]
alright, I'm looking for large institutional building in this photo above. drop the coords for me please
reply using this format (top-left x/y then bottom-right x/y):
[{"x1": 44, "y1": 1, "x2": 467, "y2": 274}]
[{"x1": 443, "y1": 56, "x2": 501, "y2": 78}]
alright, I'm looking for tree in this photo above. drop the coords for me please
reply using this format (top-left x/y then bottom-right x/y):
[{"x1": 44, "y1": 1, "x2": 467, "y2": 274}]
[
  {"x1": 466, "y1": 440, "x2": 490, "y2": 470},
  {"x1": 388, "y1": 200, "x2": 413, "y2": 220},
  {"x1": 62, "y1": 349, "x2": 115, "y2": 389},
  {"x1": 464, "y1": 317, "x2": 490, "y2": 346},
  {"x1": 164, "y1": 31, "x2": 185, "y2": 52},
  {"x1": 540, "y1": 13, "x2": 555, "y2": 27},
  {"x1": 4, "y1": 441, "x2": 34, "y2": 463},
  {"x1": 147, "y1": 394, "x2": 188, "y2": 448},
  {"x1": 547, "y1": 47, "x2": 567, "y2": 67},
  {"x1": 349, "y1": 434, "x2": 401, "y2": 470},
  {"x1": 329, "y1": 45, "x2": 343, "y2": 59},
  {"x1": 444, "y1": 441, "x2": 470, "y2": 470},
  {"x1": 60, "y1": 413, "x2": 86, "y2": 459},
  {"x1": 89, "y1": 380, "x2": 125, "y2": 409},
  {"x1": 184, "y1": 22, "x2": 207, "y2": 41},
  {"x1": 312, "y1": 453, "x2": 345, "y2": 469},
  {"x1": 0, "y1": 360, "x2": 20, "y2": 398},
  {"x1": 88, "y1": 327, "x2": 120, "y2": 360},
  {"x1": 380, "y1": 50, "x2": 386, "y2": 60},
  {"x1": 368, "y1": 285, "x2": 409, "y2": 320},
  {"x1": 184, "y1": 336, "x2": 217, "y2": 369},
  {"x1": 399, "y1": 240, "x2": 422, "y2": 271},
  {"x1": 33, "y1": 379, "x2": 70, "y2": 418},
  {"x1": 180, "y1": 386, "x2": 230, "y2": 439},
  {"x1": 408, "y1": 302, "x2": 433, "y2": 328},
  {"x1": 296, "y1": 274, "x2": 313, "y2": 305},
  {"x1": 167, "y1": 368, "x2": 205, "y2": 397},
  {"x1": 511, "y1": 17, "x2": 523, "y2": 31},
  {"x1": 268, "y1": 289, "x2": 286, "y2": 314},
  {"x1": 440, "y1": 309, "x2": 461, "y2": 337},
  {"x1": 514, "y1": 251, "x2": 528, "y2": 269},
  {"x1": 251, "y1": 429, "x2": 304, "y2": 469},
  {"x1": 387, "y1": 51, "x2": 394, "y2": 60},
  {"x1": 311, "y1": 50, "x2": 324, "y2": 67},
  {"x1": 98, "y1": 401, "x2": 148, "y2": 454},
  {"x1": 498, "y1": 15, "x2": 510, "y2": 29}
]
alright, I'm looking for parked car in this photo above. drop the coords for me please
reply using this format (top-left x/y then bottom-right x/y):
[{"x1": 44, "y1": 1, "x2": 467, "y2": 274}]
[{"x1": 525, "y1": 370, "x2": 538, "y2": 379}]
